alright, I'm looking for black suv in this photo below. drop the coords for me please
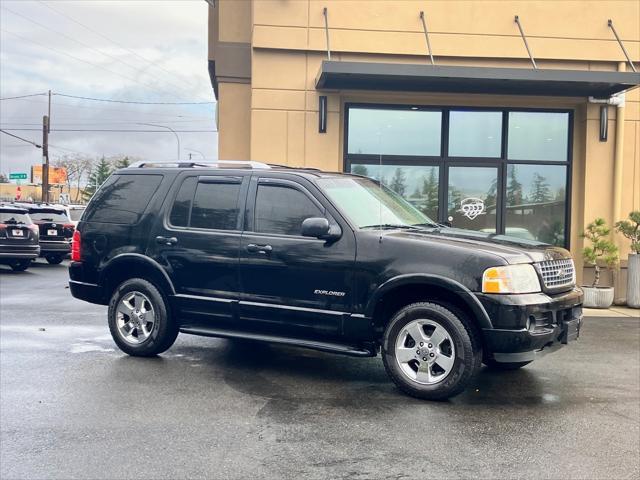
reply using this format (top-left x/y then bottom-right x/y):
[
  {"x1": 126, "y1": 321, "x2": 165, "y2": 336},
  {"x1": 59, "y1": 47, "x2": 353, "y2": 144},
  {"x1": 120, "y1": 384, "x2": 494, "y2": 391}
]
[
  {"x1": 0, "y1": 205, "x2": 40, "y2": 271},
  {"x1": 18, "y1": 204, "x2": 74, "y2": 264},
  {"x1": 69, "y1": 162, "x2": 583, "y2": 400}
]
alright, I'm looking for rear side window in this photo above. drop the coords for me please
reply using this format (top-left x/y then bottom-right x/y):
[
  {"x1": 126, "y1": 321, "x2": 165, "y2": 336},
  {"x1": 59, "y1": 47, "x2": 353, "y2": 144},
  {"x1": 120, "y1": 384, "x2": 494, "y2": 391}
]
[
  {"x1": 84, "y1": 174, "x2": 162, "y2": 224},
  {"x1": 255, "y1": 184, "x2": 323, "y2": 236},
  {"x1": 168, "y1": 177, "x2": 242, "y2": 231}
]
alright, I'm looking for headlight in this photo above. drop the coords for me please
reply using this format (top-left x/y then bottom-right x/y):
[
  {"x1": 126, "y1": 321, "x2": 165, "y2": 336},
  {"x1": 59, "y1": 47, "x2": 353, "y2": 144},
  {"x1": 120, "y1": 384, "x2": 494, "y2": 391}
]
[{"x1": 482, "y1": 264, "x2": 541, "y2": 294}]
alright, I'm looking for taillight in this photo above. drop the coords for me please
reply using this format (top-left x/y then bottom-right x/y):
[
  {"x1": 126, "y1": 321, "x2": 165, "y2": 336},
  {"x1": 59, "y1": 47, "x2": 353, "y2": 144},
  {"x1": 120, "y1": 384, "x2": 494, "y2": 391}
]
[
  {"x1": 0, "y1": 224, "x2": 6, "y2": 237},
  {"x1": 71, "y1": 230, "x2": 81, "y2": 262},
  {"x1": 63, "y1": 223, "x2": 75, "y2": 230}
]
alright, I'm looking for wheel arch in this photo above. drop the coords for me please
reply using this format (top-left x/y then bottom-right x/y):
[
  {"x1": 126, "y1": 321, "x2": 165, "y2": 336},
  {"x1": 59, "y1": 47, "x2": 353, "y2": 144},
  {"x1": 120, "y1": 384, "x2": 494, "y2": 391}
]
[
  {"x1": 367, "y1": 274, "x2": 493, "y2": 336},
  {"x1": 100, "y1": 253, "x2": 175, "y2": 303}
]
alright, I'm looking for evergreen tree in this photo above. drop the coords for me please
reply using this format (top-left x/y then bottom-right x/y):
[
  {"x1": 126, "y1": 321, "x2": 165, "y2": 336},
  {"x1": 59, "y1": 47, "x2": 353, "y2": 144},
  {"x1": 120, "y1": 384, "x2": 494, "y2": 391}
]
[
  {"x1": 389, "y1": 168, "x2": 407, "y2": 196},
  {"x1": 0, "y1": 173, "x2": 9, "y2": 183},
  {"x1": 112, "y1": 156, "x2": 131, "y2": 169},
  {"x1": 421, "y1": 168, "x2": 439, "y2": 217},
  {"x1": 83, "y1": 156, "x2": 113, "y2": 201},
  {"x1": 351, "y1": 164, "x2": 369, "y2": 177},
  {"x1": 506, "y1": 166, "x2": 523, "y2": 205},
  {"x1": 484, "y1": 177, "x2": 498, "y2": 209},
  {"x1": 530, "y1": 173, "x2": 551, "y2": 203}
]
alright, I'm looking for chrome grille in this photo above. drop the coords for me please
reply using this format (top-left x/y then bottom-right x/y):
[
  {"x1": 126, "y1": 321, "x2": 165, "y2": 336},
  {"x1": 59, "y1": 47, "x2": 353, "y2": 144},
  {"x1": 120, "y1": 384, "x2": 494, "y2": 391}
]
[{"x1": 536, "y1": 259, "x2": 575, "y2": 289}]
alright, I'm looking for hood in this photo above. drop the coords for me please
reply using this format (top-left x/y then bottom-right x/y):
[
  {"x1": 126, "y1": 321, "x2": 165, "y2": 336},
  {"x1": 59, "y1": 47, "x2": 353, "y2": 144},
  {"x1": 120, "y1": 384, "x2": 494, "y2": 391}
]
[{"x1": 384, "y1": 227, "x2": 571, "y2": 264}]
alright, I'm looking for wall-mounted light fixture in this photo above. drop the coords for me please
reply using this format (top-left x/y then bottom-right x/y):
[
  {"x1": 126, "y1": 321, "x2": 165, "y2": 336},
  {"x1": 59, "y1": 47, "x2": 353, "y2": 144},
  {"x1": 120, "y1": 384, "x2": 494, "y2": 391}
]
[
  {"x1": 319, "y1": 95, "x2": 328, "y2": 133},
  {"x1": 600, "y1": 105, "x2": 608, "y2": 142}
]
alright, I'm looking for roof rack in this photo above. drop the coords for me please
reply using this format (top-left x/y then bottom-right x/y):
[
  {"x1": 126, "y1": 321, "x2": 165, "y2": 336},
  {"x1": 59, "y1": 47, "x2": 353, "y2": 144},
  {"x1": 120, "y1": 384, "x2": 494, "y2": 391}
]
[{"x1": 129, "y1": 161, "x2": 272, "y2": 169}]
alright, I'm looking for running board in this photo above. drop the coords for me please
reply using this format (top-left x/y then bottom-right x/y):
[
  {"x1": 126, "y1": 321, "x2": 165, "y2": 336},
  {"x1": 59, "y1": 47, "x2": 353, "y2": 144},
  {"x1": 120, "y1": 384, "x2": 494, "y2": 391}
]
[{"x1": 179, "y1": 326, "x2": 377, "y2": 358}]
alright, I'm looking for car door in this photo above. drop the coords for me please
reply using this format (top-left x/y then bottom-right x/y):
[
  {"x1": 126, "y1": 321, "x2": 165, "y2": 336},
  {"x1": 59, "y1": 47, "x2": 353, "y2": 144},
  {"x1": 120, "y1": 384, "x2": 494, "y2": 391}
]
[
  {"x1": 149, "y1": 172, "x2": 249, "y2": 328},
  {"x1": 238, "y1": 175, "x2": 356, "y2": 340}
]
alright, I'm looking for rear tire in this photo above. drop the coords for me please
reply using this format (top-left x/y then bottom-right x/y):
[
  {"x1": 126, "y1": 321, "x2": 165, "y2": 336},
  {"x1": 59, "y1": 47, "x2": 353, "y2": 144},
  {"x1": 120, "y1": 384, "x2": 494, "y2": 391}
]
[
  {"x1": 484, "y1": 358, "x2": 532, "y2": 370},
  {"x1": 108, "y1": 278, "x2": 178, "y2": 357},
  {"x1": 10, "y1": 260, "x2": 31, "y2": 272},
  {"x1": 382, "y1": 302, "x2": 482, "y2": 401},
  {"x1": 45, "y1": 254, "x2": 64, "y2": 265}
]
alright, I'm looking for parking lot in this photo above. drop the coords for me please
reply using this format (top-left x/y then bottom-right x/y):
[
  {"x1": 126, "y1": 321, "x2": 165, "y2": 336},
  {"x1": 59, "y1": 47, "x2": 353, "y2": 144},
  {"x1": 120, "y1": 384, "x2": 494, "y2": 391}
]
[{"x1": 0, "y1": 262, "x2": 638, "y2": 479}]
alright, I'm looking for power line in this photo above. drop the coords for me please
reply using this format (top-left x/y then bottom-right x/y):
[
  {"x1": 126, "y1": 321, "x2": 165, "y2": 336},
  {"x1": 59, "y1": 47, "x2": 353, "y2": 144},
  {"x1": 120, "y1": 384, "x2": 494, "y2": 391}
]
[
  {"x1": 0, "y1": 92, "x2": 48, "y2": 101},
  {"x1": 0, "y1": 28, "x2": 195, "y2": 102},
  {"x1": 37, "y1": 0, "x2": 206, "y2": 95},
  {"x1": 53, "y1": 93, "x2": 214, "y2": 105},
  {"x1": 1, "y1": 5, "x2": 211, "y2": 103},
  {"x1": 3, "y1": 128, "x2": 217, "y2": 133},
  {"x1": 0, "y1": 130, "x2": 42, "y2": 148}
]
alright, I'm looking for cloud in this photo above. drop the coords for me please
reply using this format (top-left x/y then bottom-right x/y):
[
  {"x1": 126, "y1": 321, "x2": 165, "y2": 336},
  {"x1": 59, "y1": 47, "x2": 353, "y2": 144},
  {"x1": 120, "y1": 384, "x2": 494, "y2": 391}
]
[{"x1": 0, "y1": 0, "x2": 217, "y2": 176}]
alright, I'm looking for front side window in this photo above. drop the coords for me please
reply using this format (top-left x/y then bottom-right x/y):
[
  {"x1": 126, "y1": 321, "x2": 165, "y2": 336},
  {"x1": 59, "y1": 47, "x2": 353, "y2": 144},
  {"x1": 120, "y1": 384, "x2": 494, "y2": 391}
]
[{"x1": 255, "y1": 184, "x2": 323, "y2": 236}]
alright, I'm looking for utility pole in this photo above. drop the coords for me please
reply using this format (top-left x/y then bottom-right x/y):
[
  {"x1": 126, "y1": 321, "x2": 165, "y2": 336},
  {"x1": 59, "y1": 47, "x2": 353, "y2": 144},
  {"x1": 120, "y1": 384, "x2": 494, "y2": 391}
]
[{"x1": 41, "y1": 90, "x2": 51, "y2": 203}]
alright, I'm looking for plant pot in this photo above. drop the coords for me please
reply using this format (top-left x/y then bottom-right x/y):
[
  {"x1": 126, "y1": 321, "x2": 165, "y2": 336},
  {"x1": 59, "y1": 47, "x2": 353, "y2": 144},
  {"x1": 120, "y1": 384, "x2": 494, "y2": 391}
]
[
  {"x1": 627, "y1": 253, "x2": 640, "y2": 309},
  {"x1": 582, "y1": 286, "x2": 615, "y2": 309}
]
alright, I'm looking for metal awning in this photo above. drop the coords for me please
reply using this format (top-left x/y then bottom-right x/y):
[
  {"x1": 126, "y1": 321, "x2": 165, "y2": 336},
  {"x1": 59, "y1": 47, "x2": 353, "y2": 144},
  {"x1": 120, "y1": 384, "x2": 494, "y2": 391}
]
[{"x1": 315, "y1": 61, "x2": 640, "y2": 98}]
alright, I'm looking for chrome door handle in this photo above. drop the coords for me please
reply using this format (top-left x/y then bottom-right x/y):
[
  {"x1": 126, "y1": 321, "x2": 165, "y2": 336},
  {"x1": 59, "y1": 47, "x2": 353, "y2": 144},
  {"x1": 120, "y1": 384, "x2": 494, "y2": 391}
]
[
  {"x1": 156, "y1": 236, "x2": 178, "y2": 246},
  {"x1": 246, "y1": 243, "x2": 272, "y2": 254}
]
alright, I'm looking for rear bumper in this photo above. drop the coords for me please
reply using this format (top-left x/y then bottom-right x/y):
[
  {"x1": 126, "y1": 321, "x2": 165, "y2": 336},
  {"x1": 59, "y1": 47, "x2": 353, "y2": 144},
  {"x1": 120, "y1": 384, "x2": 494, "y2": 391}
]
[
  {"x1": 39, "y1": 240, "x2": 71, "y2": 255},
  {"x1": 477, "y1": 287, "x2": 583, "y2": 362},
  {"x1": 69, "y1": 279, "x2": 105, "y2": 304},
  {"x1": 0, "y1": 245, "x2": 40, "y2": 260}
]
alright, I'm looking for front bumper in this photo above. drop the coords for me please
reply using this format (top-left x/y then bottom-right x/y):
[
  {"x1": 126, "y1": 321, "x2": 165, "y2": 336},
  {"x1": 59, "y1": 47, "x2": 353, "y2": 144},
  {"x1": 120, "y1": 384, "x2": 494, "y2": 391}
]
[{"x1": 477, "y1": 287, "x2": 583, "y2": 362}]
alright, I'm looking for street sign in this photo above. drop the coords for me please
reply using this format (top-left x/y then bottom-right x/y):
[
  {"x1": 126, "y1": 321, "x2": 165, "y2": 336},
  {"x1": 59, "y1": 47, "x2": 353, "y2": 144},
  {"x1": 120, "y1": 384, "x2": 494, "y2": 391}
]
[{"x1": 9, "y1": 173, "x2": 27, "y2": 180}]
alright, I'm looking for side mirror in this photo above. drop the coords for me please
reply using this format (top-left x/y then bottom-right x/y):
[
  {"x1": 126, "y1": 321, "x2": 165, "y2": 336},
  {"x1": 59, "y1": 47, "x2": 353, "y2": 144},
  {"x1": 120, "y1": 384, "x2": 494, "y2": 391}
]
[{"x1": 301, "y1": 217, "x2": 341, "y2": 240}]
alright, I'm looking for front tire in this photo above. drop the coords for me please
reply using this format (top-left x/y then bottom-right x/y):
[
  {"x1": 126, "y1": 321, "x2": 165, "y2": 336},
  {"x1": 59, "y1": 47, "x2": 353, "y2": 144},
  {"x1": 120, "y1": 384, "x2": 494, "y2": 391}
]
[
  {"x1": 108, "y1": 278, "x2": 178, "y2": 357},
  {"x1": 45, "y1": 254, "x2": 64, "y2": 265},
  {"x1": 382, "y1": 302, "x2": 482, "y2": 400}
]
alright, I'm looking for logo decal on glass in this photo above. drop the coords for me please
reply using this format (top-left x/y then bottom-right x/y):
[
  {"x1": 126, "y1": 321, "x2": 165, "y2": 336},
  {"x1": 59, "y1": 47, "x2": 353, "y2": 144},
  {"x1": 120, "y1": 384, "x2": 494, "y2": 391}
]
[{"x1": 459, "y1": 198, "x2": 486, "y2": 220}]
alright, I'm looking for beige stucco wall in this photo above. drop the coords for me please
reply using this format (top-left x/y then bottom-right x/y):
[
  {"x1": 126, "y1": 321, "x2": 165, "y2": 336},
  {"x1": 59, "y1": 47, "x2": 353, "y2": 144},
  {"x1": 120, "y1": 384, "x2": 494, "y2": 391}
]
[{"x1": 209, "y1": 0, "x2": 640, "y2": 269}]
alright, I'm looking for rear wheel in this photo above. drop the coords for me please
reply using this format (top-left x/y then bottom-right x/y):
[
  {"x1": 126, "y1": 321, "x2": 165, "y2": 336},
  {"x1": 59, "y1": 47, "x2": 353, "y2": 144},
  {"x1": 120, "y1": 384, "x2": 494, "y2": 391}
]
[
  {"x1": 484, "y1": 358, "x2": 532, "y2": 370},
  {"x1": 10, "y1": 260, "x2": 31, "y2": 272},
  {"x1": 108, "y1": 278, "x2": 179, "y2": 357},
  {"x1": 382, "y1": 302, "x2": 482, "y2": 400},
  {"x1": 45, "y1": 254, "x2": 64, "y2": 265}
]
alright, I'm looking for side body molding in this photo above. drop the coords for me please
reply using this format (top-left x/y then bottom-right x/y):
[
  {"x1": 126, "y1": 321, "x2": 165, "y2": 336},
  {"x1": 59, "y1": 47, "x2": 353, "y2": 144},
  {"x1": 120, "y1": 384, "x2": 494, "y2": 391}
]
[{"x1": 364, "y1": 274, "x2": 493, "y2": 329}]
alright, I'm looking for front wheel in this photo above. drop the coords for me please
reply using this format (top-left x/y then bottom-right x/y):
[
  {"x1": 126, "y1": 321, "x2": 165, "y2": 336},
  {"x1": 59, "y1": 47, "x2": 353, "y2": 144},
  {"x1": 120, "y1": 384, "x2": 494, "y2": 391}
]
[
  {"x1": 382, "y1": 302, "x2": 482, "y2": 400},
  {"x1": 108, "y1": 278, "x2": 179, "y2": 357},
  {"x1": 45, "y1": 254, "x2": 64, "y2": 265}
]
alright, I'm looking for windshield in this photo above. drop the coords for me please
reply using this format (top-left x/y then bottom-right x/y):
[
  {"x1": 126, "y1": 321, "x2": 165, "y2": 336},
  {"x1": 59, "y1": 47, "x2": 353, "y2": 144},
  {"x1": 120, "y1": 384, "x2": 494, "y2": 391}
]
[
  {"x1": 68, "y1": 208, "x2": 85, "y2": 221},
  {"x1": 0, "y1": 212, "x2": 31, "y2": 225},
  {"x1": 317, "y1": 176, "x2": 435, "y2": 229},
  {"x1": 30, "y1": 211, "x2": 69, "y2": 222}
]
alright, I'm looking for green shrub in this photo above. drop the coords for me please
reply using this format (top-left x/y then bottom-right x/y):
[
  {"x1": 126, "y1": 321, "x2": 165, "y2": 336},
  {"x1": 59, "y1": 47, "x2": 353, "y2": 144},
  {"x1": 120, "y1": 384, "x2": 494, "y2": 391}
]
[
  {"x1": 581, "y1": 218, "x2": 619, "y2": 287},
  {"x1": 615, "y1": 211, "x2": 640, "y2": 254}
]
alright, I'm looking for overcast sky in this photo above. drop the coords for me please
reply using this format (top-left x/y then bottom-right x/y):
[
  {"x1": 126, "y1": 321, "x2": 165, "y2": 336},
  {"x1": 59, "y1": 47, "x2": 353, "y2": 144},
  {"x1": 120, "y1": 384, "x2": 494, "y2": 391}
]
[{"x1": 0, "y1": 0, "x2": 216, "y2": 178}]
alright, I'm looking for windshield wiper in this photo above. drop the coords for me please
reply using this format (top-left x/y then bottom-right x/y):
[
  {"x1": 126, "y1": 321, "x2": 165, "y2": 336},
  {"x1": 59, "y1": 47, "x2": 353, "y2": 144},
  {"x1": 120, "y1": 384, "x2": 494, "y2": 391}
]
[{"x1": 361, "y1": 224, "x2": 419, "y2": 230}]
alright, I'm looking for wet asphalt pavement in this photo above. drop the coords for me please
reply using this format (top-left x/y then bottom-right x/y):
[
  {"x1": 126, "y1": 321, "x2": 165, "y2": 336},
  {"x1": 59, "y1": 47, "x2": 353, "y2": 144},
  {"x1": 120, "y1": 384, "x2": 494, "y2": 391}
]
[{"x1": 0, "y1": 262, "x2": 639, "y2": 480}]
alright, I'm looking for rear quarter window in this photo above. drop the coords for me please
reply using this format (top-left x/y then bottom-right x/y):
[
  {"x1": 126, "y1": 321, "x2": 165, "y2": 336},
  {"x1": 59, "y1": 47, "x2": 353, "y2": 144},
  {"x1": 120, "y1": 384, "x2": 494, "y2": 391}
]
[{"x1": 84, "y1": 174, "x2": 163, "y2": 224}]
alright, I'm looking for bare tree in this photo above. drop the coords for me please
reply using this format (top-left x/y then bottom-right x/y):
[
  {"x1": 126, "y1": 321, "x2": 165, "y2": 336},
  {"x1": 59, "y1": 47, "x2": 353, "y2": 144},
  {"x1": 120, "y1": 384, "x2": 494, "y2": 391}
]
[{"x1": 54, "y1": 154, "x2": 93, "y2": 203}]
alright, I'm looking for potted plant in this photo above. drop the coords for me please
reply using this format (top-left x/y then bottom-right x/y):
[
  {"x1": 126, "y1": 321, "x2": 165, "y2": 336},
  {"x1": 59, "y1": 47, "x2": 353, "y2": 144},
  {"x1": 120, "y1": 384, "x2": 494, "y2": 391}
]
[
  {"x1": 615, "y1": 211, "x2": 640, "y2": 308},
  {"x1": 581, "y1": 218, "x2": 619, "y2": 308}
]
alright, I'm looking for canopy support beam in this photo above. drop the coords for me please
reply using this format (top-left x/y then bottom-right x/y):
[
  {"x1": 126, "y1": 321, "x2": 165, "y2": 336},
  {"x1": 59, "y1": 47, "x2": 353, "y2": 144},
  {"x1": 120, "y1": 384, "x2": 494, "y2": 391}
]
[
  {"x1": 419, "y1": 11, "x2": 435, "y2": 65},
  {"x1": 514, "y1": 15, "x2": 538, "y2": 69}
]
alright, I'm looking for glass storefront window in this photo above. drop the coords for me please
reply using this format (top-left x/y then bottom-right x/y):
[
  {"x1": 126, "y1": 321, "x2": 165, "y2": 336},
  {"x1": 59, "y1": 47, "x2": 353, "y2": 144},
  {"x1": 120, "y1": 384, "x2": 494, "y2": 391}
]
[
  {"x1": 505, "y1": 164, "x2": 567, "y2": 246},
  {"x1": 448, "y1": 111, "x2": 502, "y2": 158},
  {"x1": 347, "y1": 108, "x2": 441, "y2": 156},
  {"x1": 447, "y1": 167, "x2": 498, "y2": 233},
  {"x1": 508, "y1": 112, "x2": 569, "y2": 161},
  {"x1": 350, "y1": 164, "x2": 439, "y2": 220}
]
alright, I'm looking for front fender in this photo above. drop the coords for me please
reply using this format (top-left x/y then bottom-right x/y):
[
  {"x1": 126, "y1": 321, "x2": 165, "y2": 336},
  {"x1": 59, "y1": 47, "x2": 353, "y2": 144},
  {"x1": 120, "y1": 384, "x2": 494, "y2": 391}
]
[{"x1": 364, "y1": 274, "x2": 493, "y2": 329}]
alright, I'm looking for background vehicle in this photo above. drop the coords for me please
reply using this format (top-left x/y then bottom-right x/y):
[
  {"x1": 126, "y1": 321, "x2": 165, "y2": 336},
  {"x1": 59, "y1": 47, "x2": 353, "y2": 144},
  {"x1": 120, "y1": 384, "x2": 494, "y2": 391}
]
[
  {"x1": 59, "y1": 204, "x2": 86, "y2": 228},
  {"x1": 0, "y1": 205, "x2": 40, "y2": 271},
  {"x1": 69, "y1": 162, "x2": 583, "y2": 400},
  {"x1": 18, "y1": 204, "x2": 73, "y2": 264}
]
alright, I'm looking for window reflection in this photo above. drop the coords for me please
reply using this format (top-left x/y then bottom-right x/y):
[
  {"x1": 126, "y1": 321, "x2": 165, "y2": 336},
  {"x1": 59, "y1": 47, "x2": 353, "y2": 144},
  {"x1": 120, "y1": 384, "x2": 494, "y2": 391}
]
[
  {"x1": 350, "y1": 164, "x2": 439, "y2": 220},
  {"x1": 505, "y1": 164, "x2": 567, "y2": 245},
  {"x1": 448, "y1": 111, "x2": 502, "y2": 158},
  {"x1": 190, "y1": 182, "x2": 240, "y2": 231},
  {"x1": 348, "y1": 108, "x2": 441, "y2": 156},
  {"x1": 447, "y1": 167, "x2": 498, "y2": 232},
  {"x1": 508, "y1": 112, "x2": 569, "y2": 161},
  {"x1": 255, "y1": 185, "x2": 323, "y2": 236}
]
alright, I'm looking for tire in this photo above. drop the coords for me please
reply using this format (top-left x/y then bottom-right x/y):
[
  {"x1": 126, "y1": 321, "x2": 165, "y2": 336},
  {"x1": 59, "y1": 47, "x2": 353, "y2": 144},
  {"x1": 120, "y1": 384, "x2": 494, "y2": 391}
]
[
  {"x1": 108, "y1": 278, "x2": 179, "y2": 357},
  {"x1": 45, "y1": 254, "x2": 64, "y2": 265},
  {"x1": 483, "y1": 358, "x2": 532, "y2": 370},
  {"x1": 382, "y1": 302, "x2": 482, "y2": 401},
  {"x1": 10, "y1": 260, "x2": 31, "y2": 272}
]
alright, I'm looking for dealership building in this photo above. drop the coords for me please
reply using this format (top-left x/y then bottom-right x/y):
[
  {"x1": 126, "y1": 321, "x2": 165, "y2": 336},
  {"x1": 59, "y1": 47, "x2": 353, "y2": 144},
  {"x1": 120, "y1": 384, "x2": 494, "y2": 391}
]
[{"x1": 207, "y1": 1, "x2": 640, "y2": 285}]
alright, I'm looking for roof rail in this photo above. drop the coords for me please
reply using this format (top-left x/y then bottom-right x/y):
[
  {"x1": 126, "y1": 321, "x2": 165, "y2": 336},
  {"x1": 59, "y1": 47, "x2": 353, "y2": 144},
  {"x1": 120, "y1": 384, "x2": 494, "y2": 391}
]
[
  {"x1": 266, "y1": 163, "x2": 322, "y2": 172},
  {"x1": 128, "y1": 161, "x2": 271, "y2": 169}
]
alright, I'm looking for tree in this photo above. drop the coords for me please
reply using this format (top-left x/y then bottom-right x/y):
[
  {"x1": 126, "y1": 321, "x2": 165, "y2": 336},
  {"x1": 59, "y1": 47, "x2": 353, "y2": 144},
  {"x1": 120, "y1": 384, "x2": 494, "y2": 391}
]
[
  {"x1": 83, "y1": 156, "x2": 113, "y2": 201},
  {"x1": 582, "y1": 218, "x2": 619, "y2": 287},
  {"x1": 54, "y1": 154, "x2": 92, "y2": 203},
  {"x1": 389, "y1": 168, "x2": 407, "y2": 196},
  {"x1": 506, "y1": 166, "x2": 523, "y2": 205},
  {"x1": 484, "y1": 177, "x2": 498, "y2": 210},
  {"x1": 0, "y1": 173, "x2": 9, "y2": 183},
  {"x1": 420, "y1": 168, "x2": 439, "y2": 217},
  {"x1": 529, "y1": 173, "x2": 551, "y2": 203},
  {"x1": 351, "y1": 165, "x2": 369, "y2": 177},
  {"x1": 111, "y1": 155, "x2": 131, "y2": 169}
]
